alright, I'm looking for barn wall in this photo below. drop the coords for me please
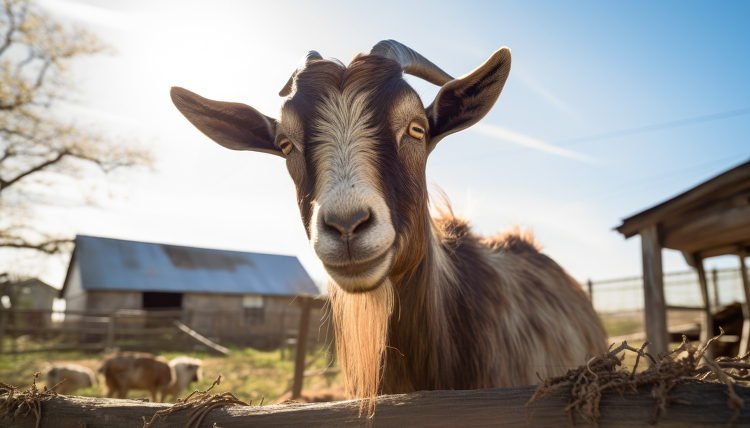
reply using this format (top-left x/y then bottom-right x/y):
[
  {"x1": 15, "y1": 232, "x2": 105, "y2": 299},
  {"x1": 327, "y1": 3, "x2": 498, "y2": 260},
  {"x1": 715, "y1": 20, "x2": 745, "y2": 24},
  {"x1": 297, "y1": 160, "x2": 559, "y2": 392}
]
[
  {"x1": 183, "y1": 293, "x2": 242, "y2": 311},
  {"x1": 59, "y1": 284, "x2": 327, "y2": 350},
  {"x1": 62, "y1": 258, "x2": 87, "y2": 313},
  {"x1": 86, "y1": 290, "x2": 142, "y2": 312},
  {"x1": 181, "y1": 294, "x2": 327, "y2": 350}
]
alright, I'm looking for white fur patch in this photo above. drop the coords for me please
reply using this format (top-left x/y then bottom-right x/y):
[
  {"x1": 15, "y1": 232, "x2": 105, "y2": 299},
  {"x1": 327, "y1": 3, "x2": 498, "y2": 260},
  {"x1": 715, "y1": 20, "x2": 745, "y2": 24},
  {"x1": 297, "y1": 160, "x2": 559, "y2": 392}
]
[{"x1": 307, "y1": 88, "x2": 396, "y2": 292}]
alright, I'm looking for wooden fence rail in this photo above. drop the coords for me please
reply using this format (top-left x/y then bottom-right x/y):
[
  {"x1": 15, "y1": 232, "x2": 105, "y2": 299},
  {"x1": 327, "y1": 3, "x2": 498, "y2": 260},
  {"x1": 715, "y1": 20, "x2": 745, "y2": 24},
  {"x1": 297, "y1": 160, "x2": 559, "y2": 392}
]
[
  {"x1": 0, "y1": 304, "x2": 328, "y2": 353},
  {"x1": 0, "y1": 380, "x2": 747, "y2": 427}
]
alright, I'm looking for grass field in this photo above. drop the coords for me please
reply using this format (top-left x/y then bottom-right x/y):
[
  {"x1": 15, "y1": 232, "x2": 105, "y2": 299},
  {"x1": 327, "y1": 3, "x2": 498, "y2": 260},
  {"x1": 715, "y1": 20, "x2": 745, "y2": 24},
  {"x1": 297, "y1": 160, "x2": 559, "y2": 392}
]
[
  {"x1": 0, "y1": 312, "x2": 678, "y2": 402},
  {"x1": 0, "y1": 342, "x2": 341, "y2": 404}
]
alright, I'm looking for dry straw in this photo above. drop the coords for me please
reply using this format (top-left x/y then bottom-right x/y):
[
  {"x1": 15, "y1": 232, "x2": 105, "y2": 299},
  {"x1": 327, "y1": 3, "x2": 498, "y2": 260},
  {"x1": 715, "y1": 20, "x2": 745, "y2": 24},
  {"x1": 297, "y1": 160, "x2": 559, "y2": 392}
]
[
  {"x1": 143, "y1": 375, "x2": 253, "y2": 428},
  {"x1": 0, "y1": 372, "x2": 62, "y2": 428},
  {"x1": 527, "y1": 328, "x2": 747, "y2": 427}
]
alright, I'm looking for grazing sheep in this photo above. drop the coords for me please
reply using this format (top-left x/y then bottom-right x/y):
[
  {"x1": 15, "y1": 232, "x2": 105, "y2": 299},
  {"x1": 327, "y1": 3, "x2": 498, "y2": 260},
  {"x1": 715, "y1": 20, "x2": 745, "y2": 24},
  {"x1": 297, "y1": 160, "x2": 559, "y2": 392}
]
[
  {"x1": 46, "y1": 364, "x2": 96, "y2": 394},
  {"x1": 163, "y1": 356, "x2": 203, "y2": 401},
  {"x1": 99, "y1": 352, "x2": 175, "y2": 402}
]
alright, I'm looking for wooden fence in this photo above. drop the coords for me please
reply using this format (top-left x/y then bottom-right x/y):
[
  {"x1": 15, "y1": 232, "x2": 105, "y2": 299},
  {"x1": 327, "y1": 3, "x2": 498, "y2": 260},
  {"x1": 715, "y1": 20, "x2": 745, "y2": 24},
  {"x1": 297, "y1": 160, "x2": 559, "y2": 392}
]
[
  {"x1": 0, "y1": 302, "x2": 330, "y2": 355},
  {"x1": 1, "y1": 380, "x2": 747, "y2": 427}
]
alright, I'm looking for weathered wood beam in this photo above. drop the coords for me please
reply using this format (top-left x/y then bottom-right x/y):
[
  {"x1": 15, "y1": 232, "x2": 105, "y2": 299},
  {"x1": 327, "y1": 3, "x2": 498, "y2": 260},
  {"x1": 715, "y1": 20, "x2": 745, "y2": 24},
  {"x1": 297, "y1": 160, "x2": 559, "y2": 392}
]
[
  {"x1": 663, "y1": 204, "x2": 750, "y2": 253},
  {"x1": 0, "y1": 309, "x2": 7, "y2": 354},
  {"x1": 291, "y1": 295, "x2": 311, "y2": 399},
  {"x1": 1, "y1": 381, "x2": 748, "y2": 427},
  {"x1": 695, "y1": 253, "x2": 714, "y2": 359},
  {"x1": 712, "y1": 268, "x2": 721, "y2": 311},
  {"x1": 740, "y1": 247, "x2": 750, "y2": 355},
  {"x1": 665, "y1": 305, "x2": 706, "y2": 311},
  {"x1": 616, "y1": 161, "x2": 750, "y2": 238},
  {"x1": 641, "y1": 225, "x2": 668, "y2": 357},
  {"x1": 172, "y1": 321, "x2": 230, "y2": 355}
]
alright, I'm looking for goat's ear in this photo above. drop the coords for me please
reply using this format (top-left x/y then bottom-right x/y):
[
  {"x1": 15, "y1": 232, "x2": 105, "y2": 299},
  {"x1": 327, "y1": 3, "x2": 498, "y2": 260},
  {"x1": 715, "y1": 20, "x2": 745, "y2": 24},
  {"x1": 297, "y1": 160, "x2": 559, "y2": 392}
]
[
  {"x1": 170, "y1": 87, "x2": 282, "y2": 157},
  {"x1": 426, "y1": 47, "x2": 511, "y2": 152}
]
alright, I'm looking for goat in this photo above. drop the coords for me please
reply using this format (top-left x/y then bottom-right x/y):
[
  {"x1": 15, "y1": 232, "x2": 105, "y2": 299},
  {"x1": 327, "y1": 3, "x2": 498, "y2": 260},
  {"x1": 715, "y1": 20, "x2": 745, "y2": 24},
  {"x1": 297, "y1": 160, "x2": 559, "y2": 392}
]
[
  {"x1": 163, "y1": 356, "x2": 203, "y2": 401},
  {"x1": 171, "y1": 40, "x2": 607, "y2": 411},
  {"x1": 99, "y1": 352, "x2": 175, "y2": 402},
  {"x1": 46, "y1": 364, "x2": 96, "y2": 394}
]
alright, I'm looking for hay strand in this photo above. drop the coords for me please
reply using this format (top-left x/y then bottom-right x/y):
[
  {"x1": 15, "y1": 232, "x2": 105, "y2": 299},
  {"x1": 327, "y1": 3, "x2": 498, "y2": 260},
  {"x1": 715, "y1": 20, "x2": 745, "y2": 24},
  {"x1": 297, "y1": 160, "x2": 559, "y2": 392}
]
[
  {"x1": 527, "y1": 329, "x2": 748, "y2": 427},
  {"x1": 0, "y1": 373, "x2": 60, "y2": 428},
  {"x1": 143, "y1": 376, "x2": 252, "y2": 428}
]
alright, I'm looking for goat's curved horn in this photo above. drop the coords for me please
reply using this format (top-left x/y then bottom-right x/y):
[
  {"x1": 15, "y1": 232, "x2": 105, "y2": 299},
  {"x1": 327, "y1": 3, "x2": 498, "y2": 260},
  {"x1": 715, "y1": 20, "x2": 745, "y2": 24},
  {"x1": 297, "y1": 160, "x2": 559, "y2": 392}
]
[
  {"x1": 369, "y1": 40, "x2": 453, "y2": 87},
  {"x1": 279, "y1": 51, "x2": 323, "y2": 97}
]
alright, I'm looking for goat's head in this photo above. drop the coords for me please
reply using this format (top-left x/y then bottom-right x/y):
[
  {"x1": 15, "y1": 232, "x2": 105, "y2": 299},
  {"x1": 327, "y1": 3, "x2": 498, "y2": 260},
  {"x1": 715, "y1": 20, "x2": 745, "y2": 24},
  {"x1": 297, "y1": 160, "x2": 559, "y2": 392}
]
[{"x1": 171, "y1": 41, "x2": 511, "y2": 294}]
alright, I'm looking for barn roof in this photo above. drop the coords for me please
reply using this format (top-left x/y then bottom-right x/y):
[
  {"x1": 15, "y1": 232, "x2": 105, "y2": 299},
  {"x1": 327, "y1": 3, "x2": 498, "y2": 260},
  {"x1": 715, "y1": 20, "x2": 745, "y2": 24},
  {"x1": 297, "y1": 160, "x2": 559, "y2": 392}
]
[{"x1": 62, "y1": 235, "x2": 318, "y2": 296}]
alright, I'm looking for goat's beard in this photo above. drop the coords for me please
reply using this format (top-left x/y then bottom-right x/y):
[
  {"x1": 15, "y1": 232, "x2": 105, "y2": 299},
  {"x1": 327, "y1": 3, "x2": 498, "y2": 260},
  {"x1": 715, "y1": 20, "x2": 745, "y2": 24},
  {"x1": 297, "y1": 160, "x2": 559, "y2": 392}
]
[{"x1": 328, "y1": 278, "x2": 394, "y2": 417}]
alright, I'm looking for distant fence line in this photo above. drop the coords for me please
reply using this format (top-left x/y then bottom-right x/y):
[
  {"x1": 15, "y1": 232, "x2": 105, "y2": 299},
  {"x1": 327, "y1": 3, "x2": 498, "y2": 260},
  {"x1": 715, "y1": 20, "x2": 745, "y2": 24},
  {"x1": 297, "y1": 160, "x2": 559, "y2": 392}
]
[
  {"x1": 587, "y1": 267, "x2": 750, "y2": 314},
  {"x1": 0, "y1": 306, "x2": 331, "y2": 354}
]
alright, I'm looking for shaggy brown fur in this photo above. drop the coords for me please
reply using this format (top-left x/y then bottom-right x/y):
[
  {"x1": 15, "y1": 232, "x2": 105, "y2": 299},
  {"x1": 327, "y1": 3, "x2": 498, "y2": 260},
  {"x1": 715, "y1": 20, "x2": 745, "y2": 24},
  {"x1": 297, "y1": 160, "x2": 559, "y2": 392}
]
[
  {"x1": 381, "y1": 211, "x2": 607, "y2": 393},
  {"x1": 169, "y1": 41, "x2": 608, "y2": 414},
  {"x1": 99, "y1": 352, "x2": 175, "y2": 402}
]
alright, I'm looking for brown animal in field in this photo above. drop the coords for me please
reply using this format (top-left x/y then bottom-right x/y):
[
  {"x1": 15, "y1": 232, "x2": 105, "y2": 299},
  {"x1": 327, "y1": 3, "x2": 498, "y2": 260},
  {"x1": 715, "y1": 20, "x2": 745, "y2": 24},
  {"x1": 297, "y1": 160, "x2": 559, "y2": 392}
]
[
  {"x1": 46, "y1": 364, "x2": 96, "y2": 394},
  {"x1": 99, "y1": 352, "x2": 175, "y2": 402},
  {"x1": 171, "y1": 40, "x2": 607, "y2": 411},
  {"x1": 162, "y1": 356, "x2": 203, "y2": 401}
]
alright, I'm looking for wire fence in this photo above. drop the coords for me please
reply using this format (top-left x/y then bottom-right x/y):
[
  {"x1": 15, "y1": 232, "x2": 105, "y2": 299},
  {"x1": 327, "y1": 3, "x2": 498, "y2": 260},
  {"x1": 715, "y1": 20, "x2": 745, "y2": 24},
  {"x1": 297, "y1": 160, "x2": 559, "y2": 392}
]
[
  {"x1": 588, "y1": 267, "x2": 749, "y2": 315},
  {"x1": 588, "y1": 267, "x2": 749, "y2": 338}
]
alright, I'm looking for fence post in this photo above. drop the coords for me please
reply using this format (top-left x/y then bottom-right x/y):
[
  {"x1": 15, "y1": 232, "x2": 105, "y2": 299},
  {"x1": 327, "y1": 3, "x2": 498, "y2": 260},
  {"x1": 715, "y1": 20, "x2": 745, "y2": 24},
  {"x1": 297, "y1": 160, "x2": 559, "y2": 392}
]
[
  {"x1": 106, "y1": 314, "x2": 115, "y2": 348},
  {"x1": 0, "y1": 308, "x2": 7, "y2": 354},
  {"x1": 587, "y1": 279, "x2": 594, "y2": 306},
  {"x1": 291, "y1": 296, "x2": 311, "y2": 400}
]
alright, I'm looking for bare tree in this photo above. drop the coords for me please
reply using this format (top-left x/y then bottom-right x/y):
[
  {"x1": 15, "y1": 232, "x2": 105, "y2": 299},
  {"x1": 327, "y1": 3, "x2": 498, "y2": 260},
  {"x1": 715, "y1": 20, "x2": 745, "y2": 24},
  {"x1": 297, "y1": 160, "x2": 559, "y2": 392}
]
[{"x1": 0, "y1": 0, "x2": 152, "y2": 257}]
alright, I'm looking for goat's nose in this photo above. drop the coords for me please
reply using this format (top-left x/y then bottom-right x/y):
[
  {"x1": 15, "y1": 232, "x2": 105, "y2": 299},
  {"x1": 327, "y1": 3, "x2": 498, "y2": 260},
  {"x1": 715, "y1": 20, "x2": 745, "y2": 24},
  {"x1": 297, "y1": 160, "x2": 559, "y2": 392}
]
[{"x1": 324, "y1": 209, "x2": 371, "y2": 238}]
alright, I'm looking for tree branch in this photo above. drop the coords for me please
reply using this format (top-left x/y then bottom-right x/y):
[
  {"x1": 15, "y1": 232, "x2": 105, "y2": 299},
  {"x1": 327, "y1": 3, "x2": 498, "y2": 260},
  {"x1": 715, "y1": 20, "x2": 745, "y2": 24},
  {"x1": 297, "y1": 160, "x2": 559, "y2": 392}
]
[
  {"x1": 0, "y1": 149, "x2": 68, "y2": 193},
  {"x1": 0, "y1": 238, "x2": 73, "y2": 254},
  {"x1": 13, "y1": 47, "x2": 37, "y2": 77},
  {"x1": 0, "y1": 0, "x2": 153, "y2": 262},
  {"x1": 31, "y1": 57, "x2": 51, "y2": 90},
  {"x1": 0, "y1": 0, "x2": 18, "y2": 57}
]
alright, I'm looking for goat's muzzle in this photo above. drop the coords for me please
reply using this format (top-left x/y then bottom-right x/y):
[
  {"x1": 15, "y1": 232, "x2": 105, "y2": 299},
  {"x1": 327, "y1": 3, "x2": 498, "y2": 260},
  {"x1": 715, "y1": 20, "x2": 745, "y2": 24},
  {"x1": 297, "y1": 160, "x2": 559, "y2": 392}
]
[{"x1": 311, "y1": 198, "x2": 396, "y2": 293}]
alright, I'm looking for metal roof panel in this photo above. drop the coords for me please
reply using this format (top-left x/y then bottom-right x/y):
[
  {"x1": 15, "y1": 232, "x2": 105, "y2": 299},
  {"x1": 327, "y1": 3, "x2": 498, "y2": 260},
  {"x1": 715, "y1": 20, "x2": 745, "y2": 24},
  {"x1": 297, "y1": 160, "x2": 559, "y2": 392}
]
[{"x1": 73, "y1": 235, "x2": 318, "y2": 296}]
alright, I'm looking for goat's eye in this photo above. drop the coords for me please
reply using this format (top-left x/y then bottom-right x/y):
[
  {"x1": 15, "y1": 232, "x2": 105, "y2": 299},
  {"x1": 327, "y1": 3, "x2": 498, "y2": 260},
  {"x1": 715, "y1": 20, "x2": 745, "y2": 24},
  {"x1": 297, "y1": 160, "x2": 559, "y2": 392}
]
[
  {"x1": 279, "y1": 138, "x2": 293, "y2": 155},
  {"x1": 407, "y1": 121, "x2": 425, "y2": 139}
]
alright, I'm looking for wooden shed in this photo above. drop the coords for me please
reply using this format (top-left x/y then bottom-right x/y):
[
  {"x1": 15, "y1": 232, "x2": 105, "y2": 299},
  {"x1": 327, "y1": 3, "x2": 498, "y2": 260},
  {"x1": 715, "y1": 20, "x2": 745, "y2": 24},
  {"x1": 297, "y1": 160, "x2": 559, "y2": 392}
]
[
  {"x1": 60, "y1": 235, "x2": 322, "y2": 348},
  {"x1": 0, "y1": 277, "x2": 58, "y2": 328},
  {"x1": 616, "y1": 159, "x2": 750, "y2": 357}
]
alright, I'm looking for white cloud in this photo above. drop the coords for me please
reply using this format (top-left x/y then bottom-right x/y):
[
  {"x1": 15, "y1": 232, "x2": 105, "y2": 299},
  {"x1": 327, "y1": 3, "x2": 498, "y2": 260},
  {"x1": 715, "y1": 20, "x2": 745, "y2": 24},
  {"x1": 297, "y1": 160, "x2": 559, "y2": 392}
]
[
  {"x1": 38, "y1": 0, "x2": 146, "y2": 30},
  {"x1": 55, "y1": 101, "x2": 140, "y2": 127},
  {"x1": 470, "y1": 123, "x2": 596, "y2": 162},
  {"x1": 514, "y1": 71, "x2": 577, "y2": 117}
]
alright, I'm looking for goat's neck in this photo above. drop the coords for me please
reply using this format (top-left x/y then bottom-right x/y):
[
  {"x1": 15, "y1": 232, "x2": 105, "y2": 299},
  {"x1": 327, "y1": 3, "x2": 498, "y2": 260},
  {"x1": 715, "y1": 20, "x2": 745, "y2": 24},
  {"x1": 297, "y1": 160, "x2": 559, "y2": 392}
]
[{"x1": 385, "y1": 217, "x2": 459, "y2": 392}]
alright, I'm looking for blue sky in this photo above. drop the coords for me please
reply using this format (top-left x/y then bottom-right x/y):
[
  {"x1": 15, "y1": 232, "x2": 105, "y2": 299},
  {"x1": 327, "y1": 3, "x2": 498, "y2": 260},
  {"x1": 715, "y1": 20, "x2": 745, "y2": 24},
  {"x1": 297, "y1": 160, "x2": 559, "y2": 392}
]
[{"x1": 5, "y1": 0, "x2": 749, "y2": 294}]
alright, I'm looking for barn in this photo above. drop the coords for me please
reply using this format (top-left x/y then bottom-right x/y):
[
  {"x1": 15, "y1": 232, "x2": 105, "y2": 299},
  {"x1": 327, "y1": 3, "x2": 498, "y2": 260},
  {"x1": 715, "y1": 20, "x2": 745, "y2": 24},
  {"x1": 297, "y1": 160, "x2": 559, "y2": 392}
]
[{"x1": 60, "y1": 235, "x2": 321, "y2": 348}]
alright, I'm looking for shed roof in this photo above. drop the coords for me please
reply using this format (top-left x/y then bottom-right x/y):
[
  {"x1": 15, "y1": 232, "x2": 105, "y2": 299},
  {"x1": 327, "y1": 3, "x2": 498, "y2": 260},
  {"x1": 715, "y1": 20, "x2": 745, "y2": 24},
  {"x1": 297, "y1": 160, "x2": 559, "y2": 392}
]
[
  {"x1": 616, "y1": 158, "x2": 750, "y2": 258},
  {"x1": 62, "y1": 235, "x2": 318, "y2": 296}
]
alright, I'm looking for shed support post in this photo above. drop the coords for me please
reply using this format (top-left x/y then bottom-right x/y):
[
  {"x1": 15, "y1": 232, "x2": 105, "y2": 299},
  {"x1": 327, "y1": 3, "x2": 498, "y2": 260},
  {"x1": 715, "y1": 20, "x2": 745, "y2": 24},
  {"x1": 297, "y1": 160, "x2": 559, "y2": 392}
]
[
  {"x1": 292, "y1": 296, "x2": 311, "y2": 400},
  {"x1": 587, "y1": 279, "x2": 593, "y2": 305},
  {"x1": 641, "y1": 225, "x2": 668, "y2": 357},
  {"x1": 739, "y1": 247, "x2": 750, "y2": 355},
  {"x1": 712, "y1": 268, "x2": 720, "y2": 311},
  {"x1": 694, "y1": 253, "x2": 713, "y2": 359}
]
